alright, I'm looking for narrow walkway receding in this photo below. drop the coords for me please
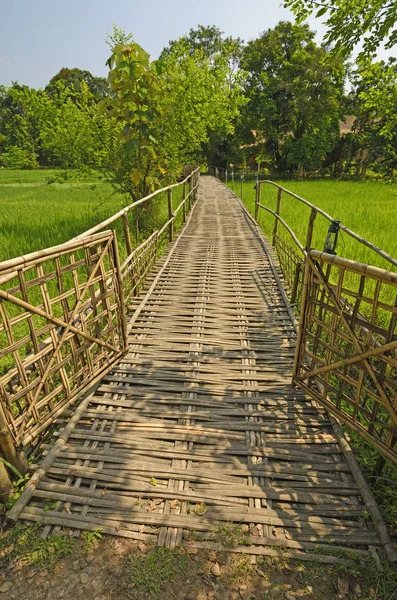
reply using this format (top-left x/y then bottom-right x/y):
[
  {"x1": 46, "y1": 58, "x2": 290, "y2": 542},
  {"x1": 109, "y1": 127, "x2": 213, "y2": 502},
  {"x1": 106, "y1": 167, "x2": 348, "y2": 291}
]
[{"x1": 13, "y1": 177, "x2": 385, "y2": 565}]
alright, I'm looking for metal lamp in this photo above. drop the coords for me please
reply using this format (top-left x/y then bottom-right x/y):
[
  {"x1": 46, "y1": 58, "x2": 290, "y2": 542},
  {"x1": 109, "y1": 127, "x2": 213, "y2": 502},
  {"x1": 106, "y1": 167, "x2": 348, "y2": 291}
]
[{"x1": 323, "y1": 220, "x2": 340, "y2": 255}]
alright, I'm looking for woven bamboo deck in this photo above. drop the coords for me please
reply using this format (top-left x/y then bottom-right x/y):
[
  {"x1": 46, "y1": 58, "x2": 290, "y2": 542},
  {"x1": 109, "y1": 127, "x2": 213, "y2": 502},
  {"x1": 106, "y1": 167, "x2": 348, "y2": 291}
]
[{"x1": 15, "y1": 177, "x2": 387, "y2": 563}]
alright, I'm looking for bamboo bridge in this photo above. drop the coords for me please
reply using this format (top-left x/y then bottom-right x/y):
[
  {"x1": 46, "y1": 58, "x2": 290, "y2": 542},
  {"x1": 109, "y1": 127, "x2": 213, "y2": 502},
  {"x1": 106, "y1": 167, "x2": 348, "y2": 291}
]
[{"x1": 1, "y1": 171, "x2": 396, "y2": 565}]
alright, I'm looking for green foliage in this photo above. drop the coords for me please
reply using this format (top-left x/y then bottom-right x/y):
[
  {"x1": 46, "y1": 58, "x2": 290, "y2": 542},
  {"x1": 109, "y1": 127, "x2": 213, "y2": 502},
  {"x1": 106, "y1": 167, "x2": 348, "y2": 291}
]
[
  {"x1": 100, "y1": 40, "x2": 167, "y2": 200},
  {"x1": 45, "y1": 67, "x2": 109, "y2": 101},
  {"x1": 0, "y1": 146, "x2": 37, "y2": 169},
  {"x1": 81, "y1": 528, "x2": 103, "y2": 552},
  {"x1": 284, "y1": 0, "x2": 397, "y2": 58},
  {"x1": 123, "y1": 547, "x2": 188, "y2": 599},
  {"x1": 0, "y1": 523, "x2": 75, "y2": 569},
  {"x1": 350, "y1": 58, "x2": 397, "y2": 175},
  {"x1": 240, "y1": 22, "x2": 345, "y2": 172}
]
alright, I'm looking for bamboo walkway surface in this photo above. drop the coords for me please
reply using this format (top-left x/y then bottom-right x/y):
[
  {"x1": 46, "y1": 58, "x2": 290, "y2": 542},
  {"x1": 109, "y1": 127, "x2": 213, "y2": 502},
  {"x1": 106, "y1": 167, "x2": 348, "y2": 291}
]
[{"x1": 13, "y1": 176, "x2": 388, "y2": 564}]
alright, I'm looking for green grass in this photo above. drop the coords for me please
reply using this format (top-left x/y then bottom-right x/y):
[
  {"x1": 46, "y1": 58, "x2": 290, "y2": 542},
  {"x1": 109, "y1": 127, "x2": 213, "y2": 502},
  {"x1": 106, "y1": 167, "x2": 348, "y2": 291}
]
[
  {"x1": 228, "y1": 178, "x2": 397, "y2": 271},
  {"x1": 0, "y1": 168, "x2": 102, "y2": 185},
  {"x1": 0, "y1": 173, "x2": 185, "y2": 262}
]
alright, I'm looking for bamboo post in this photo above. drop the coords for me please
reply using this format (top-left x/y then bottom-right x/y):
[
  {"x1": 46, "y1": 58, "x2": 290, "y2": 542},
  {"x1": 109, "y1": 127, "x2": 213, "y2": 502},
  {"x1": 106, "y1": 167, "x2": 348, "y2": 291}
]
[
  {"x1": 255, "y1": 182, "x2": 260, "y2": 221},
  {"x1": 135, "y1": 205, "x2": 139, "y2": 244},
  {"x1": 290, "y1": 262, "x2": 302, "y2": 306},
  {"x1": 272, "y1": 188, "x2": 282, "y2": 247},
  {"x1": 111, "y1": 232, "x2": 128, "y2": 351},
  {"x1": 168, "y1": 188, "x2": 173, "y2": 241},
  {"x1": 292, "y1": 256, "x2": 311, "y2": 380},
  {"x1": 305, "y1": 207, "x2": 317, "y2": 251},
  {"x1": 0, "y1": 462, "x2": 13, "y2": 504},
  {"x1": 183, "y1": 182, "x2": 187, "y2": 222},
  {"x1": 0, "y1": 402, "x2": 28, "y2": 474},
  {"x1": 121, "y1": 213, "x2": 132, "y2": 257}
]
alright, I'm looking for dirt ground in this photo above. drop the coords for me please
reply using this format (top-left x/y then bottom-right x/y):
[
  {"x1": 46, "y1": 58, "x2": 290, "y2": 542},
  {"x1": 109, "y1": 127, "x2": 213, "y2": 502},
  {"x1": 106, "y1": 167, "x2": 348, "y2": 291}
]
[{"x1": 0, "y1": 526, "x2": 393, "y2": 600}]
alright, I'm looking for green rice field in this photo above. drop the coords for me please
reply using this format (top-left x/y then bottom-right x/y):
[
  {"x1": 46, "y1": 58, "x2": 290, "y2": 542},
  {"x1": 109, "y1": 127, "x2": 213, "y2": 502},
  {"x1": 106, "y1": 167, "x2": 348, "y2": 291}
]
[
  {"x1": 228, "y1": 178, "x2": 397, "y2": 272},
  {"x1": 0, "y1": 169, "x2": 184, "y2": 262}
]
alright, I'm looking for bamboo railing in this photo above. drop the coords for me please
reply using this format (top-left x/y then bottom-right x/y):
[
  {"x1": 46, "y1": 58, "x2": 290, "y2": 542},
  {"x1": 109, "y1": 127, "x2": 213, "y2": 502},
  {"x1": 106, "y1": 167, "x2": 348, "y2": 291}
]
[
  {"x1": 0, "y1": 167, "x2": 200, "y2": 494},
  {"x1": 211, "y1": 167, "x2": 397, "y2": 465}
]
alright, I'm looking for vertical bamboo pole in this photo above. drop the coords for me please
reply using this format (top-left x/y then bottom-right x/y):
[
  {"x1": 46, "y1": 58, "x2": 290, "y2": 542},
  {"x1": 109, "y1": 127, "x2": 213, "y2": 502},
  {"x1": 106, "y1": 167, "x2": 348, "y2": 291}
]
[
  {"x1": 305, "y1": 207, "x2": 317, "y2": 251},
  {"x1": 272, "y1": 188, "x2": 282, "y2": 247},
  {"x1": 121, "y1": 213, "x2": 132, "y2": 257},
  {"x1": 183, "y1": 182, "x2": 187, "y2": 222},
  {"x1": 135, "y1": 205, "x2": 139, "y2": 244},
  {"x1": 111, "y1": 231, "x2": 128, "y2": 350},
  {"x1": 0, "y1": 462, "x2": 13, "y2": 504},
  {"x1": 290, "y1": 262, "x2": 302, "y2": 306},
  {"x1": 168, "y1": 188, "x2": 173, "y2": 241},
  {"x1": 255, "y1": 182, "x2": 260, "y2": 221},
  {"x1": 0, "y1": 401, "x2": 27, "y2": 474},
  {"x1": 292, "y1": 255, "x2": 311, "y2": 380}
]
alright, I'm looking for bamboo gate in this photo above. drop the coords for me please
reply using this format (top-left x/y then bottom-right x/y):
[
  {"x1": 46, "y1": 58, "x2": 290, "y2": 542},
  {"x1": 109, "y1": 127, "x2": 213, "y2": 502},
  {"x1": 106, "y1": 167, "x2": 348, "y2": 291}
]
[{"x1": 1, "y1": 168, "x2": 396, "y2": 565}]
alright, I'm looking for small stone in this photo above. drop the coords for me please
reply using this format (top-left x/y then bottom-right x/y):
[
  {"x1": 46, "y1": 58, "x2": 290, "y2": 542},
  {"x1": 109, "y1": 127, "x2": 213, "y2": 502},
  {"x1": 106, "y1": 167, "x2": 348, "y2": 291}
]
[
  {"x1": 80, "y1": 572, "x2": 89, "y2": 585},
  {"x1": 355, "y1": 583, "x2": 362, "y2": 596},
  {"x1": 86, "y1": 553, "x2": 95, "y2": 563},
  {"x1": 241, "y1": 524, "x2": 249, "y2": 533},
  {"x1": 25, "y1": 570, "x2": 37, "y2": 579},
  {"x1": 211, "y1": 563, "x2": 221, "y2": 577},
  {"x1": 208, "y1": 551, "x2": 217, "y2": 562},
  {"x1": 337, "y1": 578, "x2": 349, "y2": 596},
  {"x1": 73, "y1": 560, "x2": 80, "y2": 571},
  {"x1": 255, "y1": 568, "x2": 266, "y2": 578},
  {"x1": 0, "y1": 582, "x2": 13, "y2": 593},
  {"x1": 306, "y1": 585, "x2": 314, "y2": 595}
]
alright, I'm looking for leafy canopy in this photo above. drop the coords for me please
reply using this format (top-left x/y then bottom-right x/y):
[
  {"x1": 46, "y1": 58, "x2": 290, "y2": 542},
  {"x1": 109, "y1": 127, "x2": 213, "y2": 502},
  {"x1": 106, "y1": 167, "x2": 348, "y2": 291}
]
[{"x1": 284, "y1": 0, "x2": 397, "y2": 57}]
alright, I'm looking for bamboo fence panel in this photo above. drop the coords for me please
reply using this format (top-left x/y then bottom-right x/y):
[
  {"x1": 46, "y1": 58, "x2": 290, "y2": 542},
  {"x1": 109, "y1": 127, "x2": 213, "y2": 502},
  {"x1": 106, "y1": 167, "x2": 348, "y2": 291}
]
[
  {"x1": 0, "y1": 231, "x2": 127, "y2": 449},
  {"x1": 293, "y1": 250, "x2": 397, "y2": 464}
]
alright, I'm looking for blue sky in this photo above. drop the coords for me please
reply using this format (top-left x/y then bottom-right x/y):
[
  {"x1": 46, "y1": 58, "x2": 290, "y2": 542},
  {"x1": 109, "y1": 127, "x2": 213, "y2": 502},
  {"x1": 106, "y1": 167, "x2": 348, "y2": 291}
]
[{"x1": 0, "y1": 0, "x2": 394, "y2": 89}]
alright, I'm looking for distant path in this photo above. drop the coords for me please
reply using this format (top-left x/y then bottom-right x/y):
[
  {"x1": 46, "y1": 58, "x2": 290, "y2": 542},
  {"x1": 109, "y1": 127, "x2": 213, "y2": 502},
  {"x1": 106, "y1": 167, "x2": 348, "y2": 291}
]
[{"x1": 17, "y1": 176, "x2": 383, "y2": 563}]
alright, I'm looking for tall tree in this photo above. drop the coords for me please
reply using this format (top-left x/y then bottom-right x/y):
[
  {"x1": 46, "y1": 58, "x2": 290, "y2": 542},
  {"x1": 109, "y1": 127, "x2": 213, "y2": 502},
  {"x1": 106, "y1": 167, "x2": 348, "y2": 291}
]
[
  {"x1": 161, "y1": 25, "x2": 246, "y2": 167},
  {"x1": 349, "y1": 58, "x2": 397, "y2": 175},
  {"x1": 46, "y1": 68, "x2": 109, "y2": 101},
  {"x1": 240, "y1": 22, "x2": 346, "y2": 172}
]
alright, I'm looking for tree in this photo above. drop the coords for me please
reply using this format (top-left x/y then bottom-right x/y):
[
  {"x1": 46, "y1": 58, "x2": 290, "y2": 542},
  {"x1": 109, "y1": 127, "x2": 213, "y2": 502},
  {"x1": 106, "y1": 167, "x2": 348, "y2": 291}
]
[
  {"x1": 46, "y1": 67, "x2": 109, "y2": 101},
  {"x1": 284, "y1": 0, "x2": 397, "y2": 58},
  {"x1": 0, "y1": 84, "x2": 50, "y2": 166},
  {"x1": 161, "y1": 25, "x2": 247, "y2": 167},
  {"x1": 0, "y1": 146, "x2": 36, "y2": 168},
  {"x1": 349, "y1": 58, "x2": 397, "y2": 175},
  {"x1": 99, "y1": 41, "x2": 168, "y2": 200},
  {"x1": 240, "y1": 22, "x2": 346, "y2": 172}
]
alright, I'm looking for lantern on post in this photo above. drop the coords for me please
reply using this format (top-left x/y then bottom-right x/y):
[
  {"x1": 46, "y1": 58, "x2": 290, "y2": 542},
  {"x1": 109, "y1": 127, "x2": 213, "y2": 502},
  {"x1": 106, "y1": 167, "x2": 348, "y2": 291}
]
[
  {"x1": 240, "y1": 172, "x2": 244, "y2": 199},
  {"x1": 323, "y1": 220, "x2": 340, "y2": 255}
]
